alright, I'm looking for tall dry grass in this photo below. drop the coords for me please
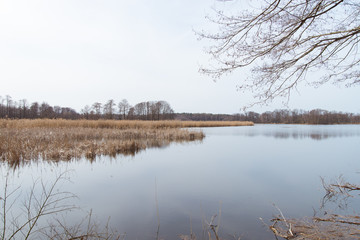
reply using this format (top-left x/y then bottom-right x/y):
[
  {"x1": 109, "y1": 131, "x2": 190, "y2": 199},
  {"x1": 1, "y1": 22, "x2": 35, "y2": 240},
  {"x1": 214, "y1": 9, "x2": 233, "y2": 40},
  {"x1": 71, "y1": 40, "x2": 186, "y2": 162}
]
[
  {"x1": 0, "y1": 119, "x2": 253, "y2": 129},
  {"x1": 0, "y1": 119, "x2": 252, "y2": 167}
]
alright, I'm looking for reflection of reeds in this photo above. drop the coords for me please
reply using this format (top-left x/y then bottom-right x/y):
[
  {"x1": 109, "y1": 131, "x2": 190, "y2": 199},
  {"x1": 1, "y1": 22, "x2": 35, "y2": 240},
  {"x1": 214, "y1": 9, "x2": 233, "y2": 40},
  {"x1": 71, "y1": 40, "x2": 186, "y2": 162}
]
[{"x1": 0, "y1": 119, "x2": 217, "y2": 166}]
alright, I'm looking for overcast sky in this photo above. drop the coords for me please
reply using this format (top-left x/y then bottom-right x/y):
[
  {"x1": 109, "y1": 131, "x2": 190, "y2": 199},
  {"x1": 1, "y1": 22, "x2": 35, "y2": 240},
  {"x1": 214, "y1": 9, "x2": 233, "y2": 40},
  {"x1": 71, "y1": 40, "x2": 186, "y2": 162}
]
[{"x1": 1, "y1": 0, "x2": 359, "y2": 114}]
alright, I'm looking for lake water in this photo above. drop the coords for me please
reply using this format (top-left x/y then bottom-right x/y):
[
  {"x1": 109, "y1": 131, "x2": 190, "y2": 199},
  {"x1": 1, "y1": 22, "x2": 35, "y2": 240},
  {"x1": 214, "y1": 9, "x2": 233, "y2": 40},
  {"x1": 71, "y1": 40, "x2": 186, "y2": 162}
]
[{"x1": 1, "y1": 124, "x2": 360, "y2": 239}]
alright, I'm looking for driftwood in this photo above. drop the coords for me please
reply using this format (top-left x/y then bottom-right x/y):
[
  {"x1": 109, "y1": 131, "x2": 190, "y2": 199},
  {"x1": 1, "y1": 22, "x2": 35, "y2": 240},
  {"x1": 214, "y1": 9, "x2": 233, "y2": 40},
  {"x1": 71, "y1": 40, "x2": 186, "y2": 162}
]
[
  {"x1": 271, "y1": 179, "x2": 360, "y2": 240},
  {"x1": 270, "y1": 215, "x2": 360, "y2": 240}
]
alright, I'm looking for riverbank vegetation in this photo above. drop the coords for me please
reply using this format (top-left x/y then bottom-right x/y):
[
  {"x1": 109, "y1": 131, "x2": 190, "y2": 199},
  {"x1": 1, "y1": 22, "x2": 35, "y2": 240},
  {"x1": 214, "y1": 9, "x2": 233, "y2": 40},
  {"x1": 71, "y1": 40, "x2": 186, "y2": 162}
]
[
  {"x1": 177, "y1": 109, "x2": 360, "y2": 125},
  {"x1": 0, "y1": 119, "x2": 252, "y2": 167},
  {"x1": 1, "y1": 95, "x2": 359, "y2": 124}
]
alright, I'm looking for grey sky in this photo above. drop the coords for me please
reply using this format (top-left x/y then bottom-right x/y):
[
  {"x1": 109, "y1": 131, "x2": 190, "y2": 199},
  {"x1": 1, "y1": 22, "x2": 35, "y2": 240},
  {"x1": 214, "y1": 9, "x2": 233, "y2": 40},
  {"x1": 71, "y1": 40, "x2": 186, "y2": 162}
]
[{"x1": 1, "y1": 0, "x2": 359, "y2": 114}]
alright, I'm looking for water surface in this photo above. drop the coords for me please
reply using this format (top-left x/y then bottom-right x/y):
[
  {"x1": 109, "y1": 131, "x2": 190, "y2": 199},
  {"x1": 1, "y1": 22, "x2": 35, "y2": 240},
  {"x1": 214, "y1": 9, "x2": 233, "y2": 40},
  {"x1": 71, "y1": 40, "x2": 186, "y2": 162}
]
[{"x1": 2, "y1": 124, "x2": 360, "y2": 239}]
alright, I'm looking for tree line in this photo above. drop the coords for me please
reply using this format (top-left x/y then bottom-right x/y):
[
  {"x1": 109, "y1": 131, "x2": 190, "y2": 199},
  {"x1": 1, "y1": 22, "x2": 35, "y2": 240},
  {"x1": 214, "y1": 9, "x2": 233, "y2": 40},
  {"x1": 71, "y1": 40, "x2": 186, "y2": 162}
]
[
  {"x1": 176, "y1": 109, "x2": 360, "y2": 125},
  {"x1": 1, "y1": 95, "x2": 359, "y2": 124},
  {"x1": 0, "y1": 95, "x2": 174, "y2": 120}
]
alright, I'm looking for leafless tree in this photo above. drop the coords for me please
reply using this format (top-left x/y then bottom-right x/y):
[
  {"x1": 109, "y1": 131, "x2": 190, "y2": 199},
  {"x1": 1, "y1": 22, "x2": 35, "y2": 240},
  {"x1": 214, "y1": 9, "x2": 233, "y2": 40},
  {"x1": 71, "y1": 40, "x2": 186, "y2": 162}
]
[
  {"x1": 5, "y1": 95, "x2": 12, "y2": 118},
  {"x1": 81, "y1": 105, "x2": 92, "y2": 119},
  {"x1": 29, "y1": 102, "x2": 39, "y2": 119},
  {"x1": 199, "y1": 0, "x2": 360, "y2": 106},
  {"x1": 118, "y1": 99, "x2": 131, "y2": 120},
  {"x1": 159, "y1": 101, "x2": 175, "y2": 120},
  {"x1": 19, "y1": 99, "x2": 28, "y2": 119},
  {"x1": 134, "y1": 102, "x2": 147, "y2": 120},
  {"x1": 39, "y1": 102, "x2": 54, "y2": 119},
  {"x1": 92, "y1": 102, "x2": 102, "y2": 119},
  {"x1": 103, "y1": 100, "x2": 116, "y2": 119},
  {"x1": 53, "y1": 106, "x2": 62, "y2": 117}
]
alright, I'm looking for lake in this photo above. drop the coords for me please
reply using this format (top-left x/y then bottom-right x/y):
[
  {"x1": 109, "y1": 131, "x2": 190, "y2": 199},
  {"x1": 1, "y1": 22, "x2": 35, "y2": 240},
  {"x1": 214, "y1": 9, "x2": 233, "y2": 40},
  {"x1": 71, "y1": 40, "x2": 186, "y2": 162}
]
[{"x1": 1, "y1": 124, "x2": 360, "y2": 239}]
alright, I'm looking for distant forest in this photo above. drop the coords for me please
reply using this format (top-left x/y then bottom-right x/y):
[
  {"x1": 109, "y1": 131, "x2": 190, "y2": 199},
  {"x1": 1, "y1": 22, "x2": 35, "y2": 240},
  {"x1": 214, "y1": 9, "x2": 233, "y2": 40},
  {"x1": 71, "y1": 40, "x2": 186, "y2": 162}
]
[
  {"x1": 176, "y1": 110, "x2": 360, "y2": 124},
  {"x1": 0, "y1": 95, "x2": 175, "y2": 120},
  {"x1": 1, "y1": 95, "x2": 360, "y2": 124}
]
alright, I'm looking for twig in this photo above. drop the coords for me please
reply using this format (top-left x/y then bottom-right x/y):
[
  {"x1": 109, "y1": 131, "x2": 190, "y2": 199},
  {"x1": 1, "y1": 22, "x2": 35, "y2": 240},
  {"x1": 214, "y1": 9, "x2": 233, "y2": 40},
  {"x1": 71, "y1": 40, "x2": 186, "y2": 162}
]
[{"x1": 155, "y1": 177, "x2": 160, "y2": 240}]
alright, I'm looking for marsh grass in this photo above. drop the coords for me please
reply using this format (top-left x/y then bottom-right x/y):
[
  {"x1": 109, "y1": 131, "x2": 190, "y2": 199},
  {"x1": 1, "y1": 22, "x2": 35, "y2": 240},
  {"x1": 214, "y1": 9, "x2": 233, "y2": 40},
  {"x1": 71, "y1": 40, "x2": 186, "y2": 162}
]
[
  {"x1": 0, "y1": 119, "x2": 253, "y2": 129},
  {"x1": 0, "y1": 119, "x2": 252, "y2": 166},
  {"x1": 2, "y1": 119, "x2": 242, "y2": 167}
]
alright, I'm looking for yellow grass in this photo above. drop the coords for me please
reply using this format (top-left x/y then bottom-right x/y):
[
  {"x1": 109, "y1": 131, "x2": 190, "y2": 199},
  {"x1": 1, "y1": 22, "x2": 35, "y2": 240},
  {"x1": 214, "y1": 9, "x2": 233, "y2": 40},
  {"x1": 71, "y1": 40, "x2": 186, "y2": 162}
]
[
  {"x1": 0, "y1": 119, "x2": 252, "y2": 167},
  {"x1": 0, "y1": 119, "x2": 253, "y2": 129}
]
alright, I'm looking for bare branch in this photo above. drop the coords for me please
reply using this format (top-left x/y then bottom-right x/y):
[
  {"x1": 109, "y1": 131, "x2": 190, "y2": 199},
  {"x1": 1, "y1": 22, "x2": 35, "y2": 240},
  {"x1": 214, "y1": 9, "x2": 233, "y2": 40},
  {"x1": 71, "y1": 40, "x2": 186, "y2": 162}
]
[{"x1": 199, "y1": 0, "x2": 360, "y2": 107}]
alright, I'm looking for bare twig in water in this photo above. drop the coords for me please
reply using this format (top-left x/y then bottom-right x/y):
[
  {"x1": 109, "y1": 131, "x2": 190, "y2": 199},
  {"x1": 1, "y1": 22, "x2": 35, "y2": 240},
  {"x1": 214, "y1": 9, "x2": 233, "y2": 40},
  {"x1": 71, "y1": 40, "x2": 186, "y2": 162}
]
[
  {"x1": 321, "y1": 175, "x2": 360, "y2": 209},
  {"x1": 270, "y1": 176, "x2": 360, "y2": 240},
  {"x1": 0, "y1": 171, "x2": 77, "y2": 240},
  {"x1": 155, "y1": 177, "x2": 160, "y2": 240},
  {"x1": 206, "y1": 214, "x2": 220, "y2": 240},
  {"x1": 42, "y1": 209, "x2": 123, "y2": 240},
  {"x1": 1, "y1": 170, "x2": 123, "y2": 240},
  {"x1": 269, "y1": 204, "x2": 294, "y2": 239}
]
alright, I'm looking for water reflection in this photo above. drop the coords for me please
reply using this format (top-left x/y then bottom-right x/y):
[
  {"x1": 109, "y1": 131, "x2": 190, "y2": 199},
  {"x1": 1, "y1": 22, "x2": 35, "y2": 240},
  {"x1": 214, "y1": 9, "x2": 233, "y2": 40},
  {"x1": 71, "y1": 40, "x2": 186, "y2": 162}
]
[
  {"x1": 1, "y1": 138, "x2": 203, "y2": 170},
  {"x1": 204, "y1": 124, "x2": 360, "y2": 140},
  {"x1": 263, "y1": 128, "x2": 359, "y2": 140},
  {"x1": 1, "y1": 124, "x2": 360, "y2": 240}
]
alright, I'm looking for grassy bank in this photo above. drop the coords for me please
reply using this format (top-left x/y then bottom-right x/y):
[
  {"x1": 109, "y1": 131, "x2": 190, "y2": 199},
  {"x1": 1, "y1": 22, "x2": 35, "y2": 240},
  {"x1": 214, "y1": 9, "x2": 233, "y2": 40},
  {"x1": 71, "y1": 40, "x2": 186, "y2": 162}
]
[
  {"x1": 0, "y1": 119, "x2": 253, "y2": 129},
  {"x1": 0, "y1": 119, "x2": 252, "y2": 167}
]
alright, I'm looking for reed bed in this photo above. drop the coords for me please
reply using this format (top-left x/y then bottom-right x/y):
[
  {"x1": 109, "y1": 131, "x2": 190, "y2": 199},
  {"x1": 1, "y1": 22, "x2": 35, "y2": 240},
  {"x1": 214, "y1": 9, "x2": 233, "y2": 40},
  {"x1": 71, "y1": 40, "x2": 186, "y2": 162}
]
[
  {"x1": 0, "y1": 119, "x2": 253, "y2": 167},
  {"x1": 0, "y1": 119, "x2": 253, "y2": 129},
  {"x1": 0, "y1": 126, "x2": 205, "y2": 168}
]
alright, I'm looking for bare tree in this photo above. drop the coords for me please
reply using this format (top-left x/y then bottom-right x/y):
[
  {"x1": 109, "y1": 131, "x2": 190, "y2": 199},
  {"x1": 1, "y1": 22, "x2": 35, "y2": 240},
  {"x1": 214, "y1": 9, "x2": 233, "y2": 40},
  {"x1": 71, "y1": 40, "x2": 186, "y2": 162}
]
[
  {"x1": 39, "y1": 102, "x2": 55, "y2": 119},
  {"x1": 92, "y1": 102, "x2": 102, "y2": 119},
  {"x1": 5, "y1": 95, "x2": 12, "y2": 118},
  {"x1": 29, "y1": 102, "x2": 39, "y2": 119},
  {"x1": 81, "y1": 105, "x2": 92, "y2": 119},
  {"x1": 118, "y1": 99, "x2": 131, "y2": 120},
  {"x1": 134, "y1": 102, "x2": 146, "y2": 120},
  {"x1": 199, "y1": 0, "x2": 360, "y2": 106},
  {"x1": 158, "y1": 101, "x2": 175, "y2": 120},
  {"x1": 19, "y1": 99, "x2": 28, "y2": 119},
  {"x1": 54, "y1": 106, "x2": 62, "y2": 118},
  {"x1": 103, "y1": 99, "x2": 116, "y2": 119}
]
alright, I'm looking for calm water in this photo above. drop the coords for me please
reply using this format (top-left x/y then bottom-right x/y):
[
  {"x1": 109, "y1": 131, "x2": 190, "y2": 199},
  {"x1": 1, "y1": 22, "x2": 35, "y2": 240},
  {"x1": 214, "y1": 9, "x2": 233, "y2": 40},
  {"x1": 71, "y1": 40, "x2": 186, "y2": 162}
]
[{"x1": 2, "y1": 124, "x2": 360, "y2": 239}]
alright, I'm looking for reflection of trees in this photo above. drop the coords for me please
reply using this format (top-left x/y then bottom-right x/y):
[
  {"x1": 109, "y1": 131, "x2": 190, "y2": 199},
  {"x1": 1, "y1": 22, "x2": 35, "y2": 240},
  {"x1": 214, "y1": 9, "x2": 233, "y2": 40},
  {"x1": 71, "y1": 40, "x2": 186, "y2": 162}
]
[{"x1": 245, "y1": 128, "x2": 360, "y2": 141}]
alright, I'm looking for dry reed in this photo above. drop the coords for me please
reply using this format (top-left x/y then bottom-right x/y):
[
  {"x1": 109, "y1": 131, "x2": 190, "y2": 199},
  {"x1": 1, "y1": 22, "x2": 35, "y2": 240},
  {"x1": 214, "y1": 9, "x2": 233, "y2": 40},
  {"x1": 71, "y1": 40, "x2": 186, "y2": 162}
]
[
  {"x1": 0, "y1": 119, "x2": 253, "y2": 167},
  {"x1": 0, "y1": 119, "x2": 253, "y2": 129},
  {"x1": 0, "y1": 119, "x2": 218, "y2": 167}
]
